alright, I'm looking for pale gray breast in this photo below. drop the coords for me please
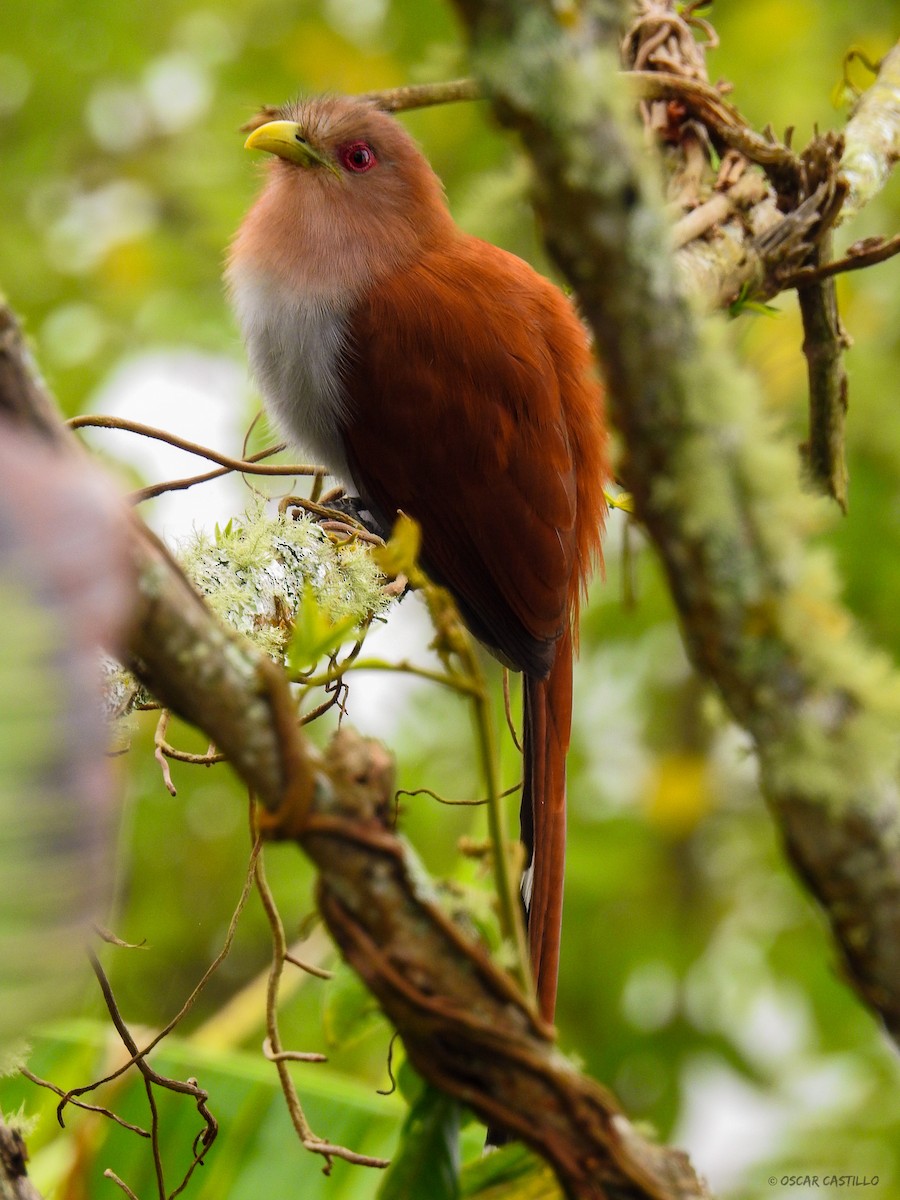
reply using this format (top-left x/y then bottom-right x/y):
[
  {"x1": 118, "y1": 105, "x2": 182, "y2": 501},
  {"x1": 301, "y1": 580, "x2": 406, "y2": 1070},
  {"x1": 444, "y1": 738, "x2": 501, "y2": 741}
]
[{"x1": 227, "y1": 266, "x2": 354, "y2": 486}]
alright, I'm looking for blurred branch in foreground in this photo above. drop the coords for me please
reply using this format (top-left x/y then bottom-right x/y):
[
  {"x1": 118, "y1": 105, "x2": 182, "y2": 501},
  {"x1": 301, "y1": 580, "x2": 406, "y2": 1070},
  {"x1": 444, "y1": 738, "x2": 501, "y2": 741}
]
[
  {"x1": 0, "y1": 1120, "x2": 43, "y2": 1200},
  {"x1": 0, "y1": 309, "x2": 132, "y2": 1046}
]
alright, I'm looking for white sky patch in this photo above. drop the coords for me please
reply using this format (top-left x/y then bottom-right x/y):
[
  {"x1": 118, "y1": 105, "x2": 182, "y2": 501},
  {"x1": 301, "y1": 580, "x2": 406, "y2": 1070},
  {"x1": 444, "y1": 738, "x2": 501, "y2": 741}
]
[
  {"x1": 731, "y1": 982, "x2": 814, "y2": 1074},
  {"x1": 86, "y1": 349, "x2": 246, "y2": 540},
  {"x1": 324, "y1": 0, "x2": 388, "y2": 43},
  {"x1": 337, "y1": 591, "x2": 436, "y2": 739},
  {"x1": 86, "y1": 348, "x2": 429, "y2": 738},
  {"x1": 143, "y1": 52, "x2": 213, "y2": 134},
  {"x1": 673, "y1": 1056, "x2": 789, "y2": 1193},
  {"x1": 621, "y1": 960, "x2": 679, "y2": 1032},
  {"x1": 85, "y1": 82, "x2": 152, "y2": 153},
  {"x1": 781, "y1": 1055, "x2": 872, "y2": 1119},
  {"x1": 573, "y1": 623, "x2": 689, "y2": 814}
]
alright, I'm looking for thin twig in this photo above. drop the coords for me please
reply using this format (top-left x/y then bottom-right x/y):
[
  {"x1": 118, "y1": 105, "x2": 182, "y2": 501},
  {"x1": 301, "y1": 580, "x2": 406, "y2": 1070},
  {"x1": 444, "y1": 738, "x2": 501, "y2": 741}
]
[
  {"x1": 671, "y1": 172, "x2": 767, "y2": 248},
  {"x1": 240, "y1": 78, "x2": 482, "y2": 135},
  {"x1": 798, "y1": 249, "x2": 851, "y2": 511},
  {"x1": 254, "y1": 839, "x2": 388, "y2": 1170},
  {"x1": 629, "y1": 69, "x2": 802, "y2": 178},
  {"x1": 159, "y1": 742, "x2": 226, "y2": 767},
  {"x1": 25, "y1": 873, "x2": 253, "y2": 1199},
  {"x1": 359, "y1": 77, "x2": 482, "y2": 112},
  {"x1": 82, "y1": 949, "x2": 217, "y2": 1199},
  {"x1": 779, "y1": 232, "x2": 900, "y2": 287},
  {"x1": 302, "y1": 655, "x2": 482, "y2": 697},
  {"x1": 131, "y1": 444, "x2": 291, "y2": 504},
  {"x1": 284, "y1": 951, "x2": 333, "y2": 980},
  {"x1": 104, "y1": 1171, "x2": 141, "y2": 1200},
  {"x1": 21, "y1": 1070, "x2": 151, "y2": 1138},
  {"x1": 298, "y1": 685, "x2": 347, "y2": 726},
  {"x1": 55, "y1": 841, "x2": 262, "y2": 1103},
  {"x1": 153, "y1": 712, "x2": 178, "y2": 796},
  {"x1": 263, "y1": 1040, "x2": 328, "y2": 1065},
  {"x1": 156, "y1": 712, "x2": 226, "y2": 791},
  {"x1": 92, "y1": 924, "x2": 148, "y2": 950},
  {"x1": 69, "y1": 415, "x2": 318, "y2": 479},
  {"x1": 396, "y1": 786, "x2": 487, "y2": 808},
  {"x1": 789, "y1": 133, "x2": 852, "y2": 510},
  {"x1": 396, "y1": 784, "x2": 519, "y2": 807},
  {"x1": 376, "y1": 1033, "x2": 400, "y2": 1096},
  {"x1": 254, "y1": 848, "x2": 314, "y2": 1138},
  {"x1": 502, "y1": 668, "x2": 523, "y2": 752}
]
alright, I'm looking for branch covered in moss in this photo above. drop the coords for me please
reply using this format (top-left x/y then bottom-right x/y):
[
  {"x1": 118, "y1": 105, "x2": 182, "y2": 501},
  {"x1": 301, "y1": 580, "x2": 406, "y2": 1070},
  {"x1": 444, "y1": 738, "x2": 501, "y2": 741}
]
[
  {"x1": 0, "y1": 299, "x2": 711, "y2": 1198},
  {"x1": 451, "y1": 0, "x2": 900, "y2": 1039},
  {"x1": 355, "y1": 39, "x2": 897, "y2": 321},
  {"x1": 840, "y1": 40, "x2": 900, "y2": 224},
  {"x1": 130, "y1": 546, "x2": 706, "y2": 1195},
  {"x1": 300, "y1": 729, "x2": 711, "y2": 1200},
  {"x1": 128, "y1": 521, "x2": 316, "y2": 812}
]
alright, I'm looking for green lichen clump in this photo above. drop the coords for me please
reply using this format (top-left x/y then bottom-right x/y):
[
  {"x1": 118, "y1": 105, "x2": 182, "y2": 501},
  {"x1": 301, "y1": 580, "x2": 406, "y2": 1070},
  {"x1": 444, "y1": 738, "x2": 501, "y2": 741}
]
[{"x1": 180, "y1": 503, "x2": 390, "y2": 662}]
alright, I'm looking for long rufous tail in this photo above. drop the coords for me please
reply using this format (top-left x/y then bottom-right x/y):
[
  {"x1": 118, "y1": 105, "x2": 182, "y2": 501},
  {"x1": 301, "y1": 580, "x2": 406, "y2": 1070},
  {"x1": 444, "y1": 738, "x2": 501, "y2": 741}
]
[{"x1": 521, "y1": 627, "x2": 573, "y2": 1025}]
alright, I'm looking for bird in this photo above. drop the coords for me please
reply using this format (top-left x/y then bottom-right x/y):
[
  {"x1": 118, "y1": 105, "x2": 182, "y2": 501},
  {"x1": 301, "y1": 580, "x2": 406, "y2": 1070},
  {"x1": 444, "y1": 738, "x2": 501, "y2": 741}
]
[{"x1": 227, "y1": 94, "x2": 609, "y2": 1027}]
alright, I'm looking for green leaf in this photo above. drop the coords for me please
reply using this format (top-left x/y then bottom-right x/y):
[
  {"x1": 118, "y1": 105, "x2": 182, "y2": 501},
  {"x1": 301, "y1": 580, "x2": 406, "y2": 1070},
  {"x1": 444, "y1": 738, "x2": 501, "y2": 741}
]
[
  {"x1": 372, "y1": 513, "x2": 422, "y2": 579},
  {"x1": 2, "y1": 1021, "x2": 403, "y2": 1199},
  {"x1": 377, "y1": 1083, "x2": 461, "y2": 1200},
  {"x1": 728, "y1": 282, "x2": 780, "y2": 319},
  {"x1": 286, "y1": 584, "x2": 360, "y2": 673},
  {"x1": 396, "y1": 1056, "x2": 426, "y2": 1106},
  {"x1": 214, "y1": 517, "x2": 234, "y2": 544},
  {"x1": 321, "y1": 960, "x2": 384, "y2": 1049},
  {"x1": 461, "y1": 1142, "x2": 562, "y2": 1199}
]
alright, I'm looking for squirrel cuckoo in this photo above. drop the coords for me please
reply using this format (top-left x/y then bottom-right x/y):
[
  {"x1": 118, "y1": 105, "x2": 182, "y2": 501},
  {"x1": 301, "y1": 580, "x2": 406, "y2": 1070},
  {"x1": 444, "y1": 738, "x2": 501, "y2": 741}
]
[{"x1": 227, "y1": 96, "x2": 608, "y2": 1024}]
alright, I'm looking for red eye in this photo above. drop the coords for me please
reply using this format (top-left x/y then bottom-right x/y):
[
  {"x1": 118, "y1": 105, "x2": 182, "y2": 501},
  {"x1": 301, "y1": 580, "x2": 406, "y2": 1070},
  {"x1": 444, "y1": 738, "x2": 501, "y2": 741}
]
[{"x1": 338, "y1": 141, "x2": 377, "y2": 173}]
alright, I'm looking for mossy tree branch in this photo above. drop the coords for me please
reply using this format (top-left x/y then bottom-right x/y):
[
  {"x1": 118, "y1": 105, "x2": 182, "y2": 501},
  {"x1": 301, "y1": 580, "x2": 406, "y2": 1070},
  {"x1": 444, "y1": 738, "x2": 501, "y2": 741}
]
[
  {"x1": 4, "y1": 10, "x2": 899, "y2": 1190},
  {"x1": 840, "y1": 40, "x2": 900, "y2": 224},
  {"x1": 0, "y1": 298, "x2": 710, "y2": 1199},
  {"x1": 451, "y1": 0, "x2": 900, "y2": 1039}
]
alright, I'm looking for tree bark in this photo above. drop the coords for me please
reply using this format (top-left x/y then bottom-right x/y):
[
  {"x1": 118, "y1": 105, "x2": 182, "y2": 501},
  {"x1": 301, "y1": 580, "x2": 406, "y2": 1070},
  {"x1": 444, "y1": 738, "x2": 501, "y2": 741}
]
[{"x1": 450, "y1": 0, "x2": 900, "y2": 1040}]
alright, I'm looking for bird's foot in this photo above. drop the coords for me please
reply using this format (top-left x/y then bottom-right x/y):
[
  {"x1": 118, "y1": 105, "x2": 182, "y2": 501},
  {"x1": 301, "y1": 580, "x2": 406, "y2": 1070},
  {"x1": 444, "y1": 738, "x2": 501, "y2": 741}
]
[{"x1": 280, "y1": 491, "x2": 388, "y2": 545}]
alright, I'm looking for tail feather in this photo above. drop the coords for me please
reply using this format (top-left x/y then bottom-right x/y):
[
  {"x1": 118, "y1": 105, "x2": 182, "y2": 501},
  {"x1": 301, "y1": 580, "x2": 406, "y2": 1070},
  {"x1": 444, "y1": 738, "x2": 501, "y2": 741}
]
[
  {"x1": 485, "y1": 638, "x2": 572, "y2": 1147},
  {"x1": 521, "y1": 629, "x2": 573, "y2": 1025}
]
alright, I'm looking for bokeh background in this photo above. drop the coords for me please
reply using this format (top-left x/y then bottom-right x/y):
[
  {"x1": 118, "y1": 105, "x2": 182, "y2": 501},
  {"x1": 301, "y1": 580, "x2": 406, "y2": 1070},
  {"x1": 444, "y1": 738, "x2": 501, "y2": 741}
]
[{"x1": 1, "y1": 1, "x2": 899, "y2": 1197}]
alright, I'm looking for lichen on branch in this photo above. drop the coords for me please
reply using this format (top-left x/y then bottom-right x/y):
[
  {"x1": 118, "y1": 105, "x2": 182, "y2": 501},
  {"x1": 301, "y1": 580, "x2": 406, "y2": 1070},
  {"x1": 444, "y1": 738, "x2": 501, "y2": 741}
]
[
  {"x1": 0, "y1": 296, "x2": 710, "y2": 1199},
  {"x1": 840, "y1": 41, "x2": 900, "y2": 223},
  {"x1": 451, "y1": 0, "x2": 900, "y2": 1040},
  {"x1": 181, "y1": 502, "x2": 390, "y2": 663}
]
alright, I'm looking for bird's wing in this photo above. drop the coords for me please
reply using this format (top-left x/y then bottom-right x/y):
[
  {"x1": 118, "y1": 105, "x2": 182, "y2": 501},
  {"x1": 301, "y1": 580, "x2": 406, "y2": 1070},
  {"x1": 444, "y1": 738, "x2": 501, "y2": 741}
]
[{"x1": 339, "y1": 238, "x2": 585, "y2": 676}]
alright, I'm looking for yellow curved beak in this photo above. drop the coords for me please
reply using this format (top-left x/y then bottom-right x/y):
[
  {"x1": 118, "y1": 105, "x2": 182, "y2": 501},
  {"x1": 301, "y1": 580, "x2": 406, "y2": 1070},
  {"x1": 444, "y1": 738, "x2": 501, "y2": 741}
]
[{"x1": 244, "y1": 120, "x2": 337, "y2": 174}]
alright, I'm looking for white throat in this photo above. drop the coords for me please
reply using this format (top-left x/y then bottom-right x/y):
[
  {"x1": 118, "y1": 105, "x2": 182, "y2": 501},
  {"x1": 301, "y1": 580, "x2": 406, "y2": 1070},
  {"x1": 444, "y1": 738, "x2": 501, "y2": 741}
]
[{"x1": 227, "y1": 263, "x2": 354, "y2": 486}]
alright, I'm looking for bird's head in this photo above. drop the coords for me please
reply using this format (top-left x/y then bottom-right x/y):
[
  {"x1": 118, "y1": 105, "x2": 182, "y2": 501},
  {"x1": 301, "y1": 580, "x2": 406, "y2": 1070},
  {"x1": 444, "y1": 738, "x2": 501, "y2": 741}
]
[{"x1": 232, "y1": 96, "x2": 454, "y2": 295}]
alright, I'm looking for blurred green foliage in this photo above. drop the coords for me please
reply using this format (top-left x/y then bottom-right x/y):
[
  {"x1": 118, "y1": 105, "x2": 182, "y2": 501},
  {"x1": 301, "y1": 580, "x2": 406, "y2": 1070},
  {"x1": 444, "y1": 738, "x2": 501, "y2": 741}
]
[{"x1": 1, "y1": 1, "x2": 899, "y2": 1197}]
